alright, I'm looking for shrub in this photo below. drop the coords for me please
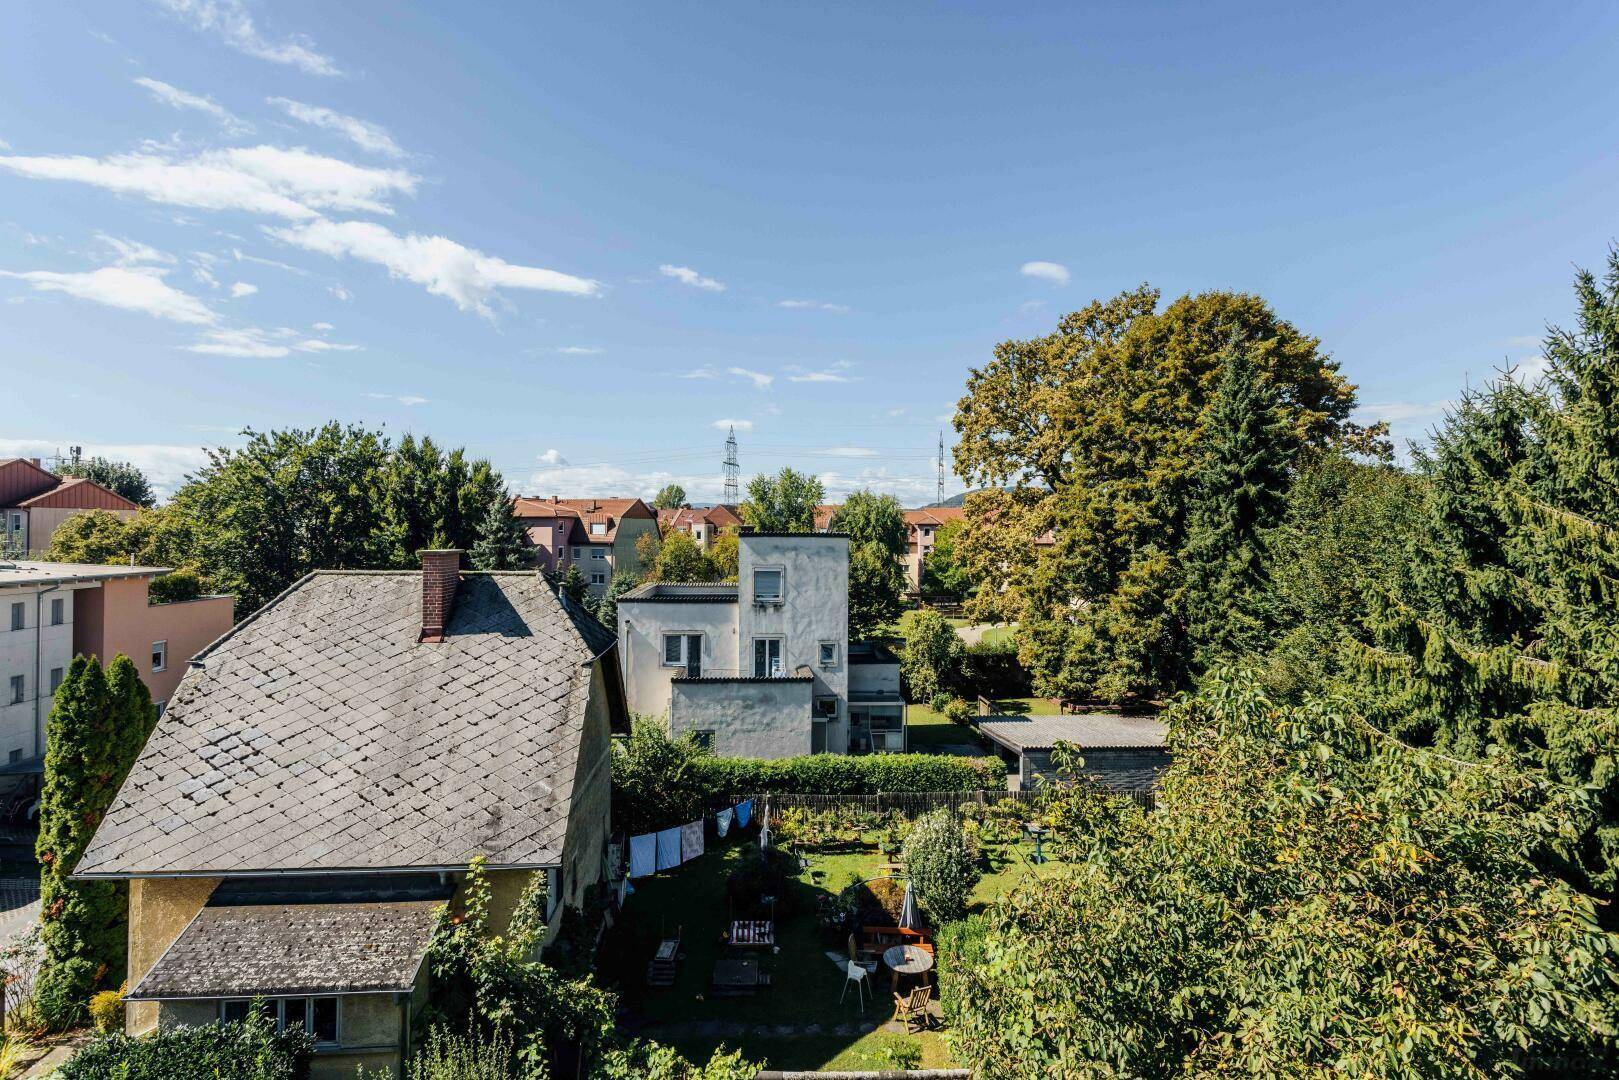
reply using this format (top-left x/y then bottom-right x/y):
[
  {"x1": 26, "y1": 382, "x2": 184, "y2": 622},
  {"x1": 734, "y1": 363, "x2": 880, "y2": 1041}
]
[
  {"x1": 380, "y1": 1028, "x2": 512, "y2": 1080},
  {"x1": 901, "y1": 810, "x2": 980, "y2": 924},
  {"x1": 900, "y1": 610, "x2": 965, "y2": 702},
  {"x1": 691, "y1": 753, "x2": 1000, "y2": 797},
  {"x1": 596, "y1": 1040, "x2": 758, "y2": 1079},
  {"x1": 60, "y1": 1010, "x2": 311, "y2": 1080},
  {"x1": 87, "y1": 987, "x2": 124, "y2": 1033},
  {"x1": 942, "y1": 697, "x2": 976, "y2": 725},
  {"x1": 147, "y1": 568, "x2": 206, "y2": 605},
  {"x1": 935, "y1": 915, "x2": 992, "y2": 1029},
  {"x1": 960, "y1": 637, "x2": 1029, "y2": 698}
]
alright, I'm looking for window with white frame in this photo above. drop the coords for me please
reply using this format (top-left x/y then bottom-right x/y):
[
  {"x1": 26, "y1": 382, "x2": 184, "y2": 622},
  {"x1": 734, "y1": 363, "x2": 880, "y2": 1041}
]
[
  {"x1": 50, "y1": 598, "x2": 64, "y2": 625},
  {"x1": 49, "y1": 667, "x2": 63, "y2": 694},
  {"x1": 752, "y1": 567, "x2": 783, "y2": 604},
  {"x1": 590, "y1": 571, "x2": 607, "y2": 585},
  {"x1": 818, "y1": 641, "x2": 839, "y2": 668},
  {"x1": 151, "y1": 641, "x2": 167, "y2": 673},
  {"x1": 663, "y1": 633, "x2": 703, "y2": 669},
  {"x1": 220, "y1": 997, "x2": 339, "y2": 1045},
  {"x1": 571, "y1": 546, "x2": 580, "y2": 560},
  {"x1": 752, "y1": 637, "x2": 784, "y2": 678},
  {"x1": 8, "y1": 676, "x2": 22, "y2": 705},
  {"x1": 590, "y1": 522, "x2": 607, "y2": 535},
  {"x1": 815, "y1": 696, "x2": 839, "y2": 719},
  {"x1": 591, "y1": 547, "x2": 606, "y2": 560},
  {"x1": 9, "y1": 603, "x2": 22, "y2": 632}
]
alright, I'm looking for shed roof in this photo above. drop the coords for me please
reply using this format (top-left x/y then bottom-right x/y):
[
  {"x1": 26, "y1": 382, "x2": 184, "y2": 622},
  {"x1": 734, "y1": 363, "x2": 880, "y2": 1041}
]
[
  {"x1": 128, "y1": 900, "x2": 442, "y2": 1000},
  {"x1": 75, "y1": 570, "x2": 619, "y2": 878},
  {"x1": 978, "y1": 713, "x2": 1168, "y2": 752},
  {"x1": 0, "y1": 560, "x2": 168, "y2": 589}
]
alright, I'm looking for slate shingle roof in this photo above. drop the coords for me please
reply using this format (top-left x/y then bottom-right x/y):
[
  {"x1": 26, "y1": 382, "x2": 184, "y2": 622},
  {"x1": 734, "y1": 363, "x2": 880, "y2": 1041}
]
[
  {"x1": 128, "y1": 901, "x2": 442, "y2": 999},
  {"x1": 978, "y1": 713, "x2": 1168, "y2": 752},
  {"x1": 76, "y1": 570, "x2": 616, "y2": 877}
]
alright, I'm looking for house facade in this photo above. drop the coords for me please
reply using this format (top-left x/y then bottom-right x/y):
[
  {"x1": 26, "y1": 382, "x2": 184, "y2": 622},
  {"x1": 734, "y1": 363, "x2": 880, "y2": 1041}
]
[
  {"x1": 657, "y1": 504, "x2": 743, "y2": 550},
  {"x1": 511, "y1": 496, "x2": 660, "y2": 594},
  {"x1": 0, "y1": 561, "x2": 234, "y2": 782},
  {"x1": 1, "y1": 458, "x2": 142, "y2": 555},
  {"x1": 74, "y1": 551, "x2": 626, "y2": 1079},
  {"x1": 618, "y1": 532, "x2": 905, "y2": 756}
]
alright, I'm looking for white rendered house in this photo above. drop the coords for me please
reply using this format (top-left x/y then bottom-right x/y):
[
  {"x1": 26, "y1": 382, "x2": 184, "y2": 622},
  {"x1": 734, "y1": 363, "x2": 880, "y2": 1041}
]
[{"x1": 617, "y1": 532, "x2": 905, "y2": 757}]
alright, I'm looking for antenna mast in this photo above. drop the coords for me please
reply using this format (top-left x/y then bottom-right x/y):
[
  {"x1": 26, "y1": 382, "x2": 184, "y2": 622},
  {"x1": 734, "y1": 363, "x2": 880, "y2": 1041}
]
[
  {"x1": 936, "y1": 430, "x2": 945, "y2": 506},
  {"x1": 722, "y1": 426, "x2": 740, "y2": 503}
]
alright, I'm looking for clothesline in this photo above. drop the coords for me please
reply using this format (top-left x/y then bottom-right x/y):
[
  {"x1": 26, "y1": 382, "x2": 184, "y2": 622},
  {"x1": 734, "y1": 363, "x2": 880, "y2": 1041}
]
[{"x1": 627, "y1": 797, "x2": 764, "y2": 880}]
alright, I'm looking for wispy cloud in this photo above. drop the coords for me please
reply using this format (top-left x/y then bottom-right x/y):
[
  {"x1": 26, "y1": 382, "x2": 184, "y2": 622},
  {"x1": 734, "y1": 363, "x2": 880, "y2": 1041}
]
[
  {"x1": 152, "y1": 0, "x2": 340, "y2": 77},
  {"x1": 659, "y1": 264, "x2": 726, "y2": 292},
  {"x1": 364, "y1": 392, "x2": 428, "y2": 406},
  {"x1": 134, "y1": 76, "x2": 251, "y2": 133},
  {"x1": 267, "y1": 98, "x2": 404, "y2": 158},
  {"x1": 229, "y1": 281, "x2": 257, "y2": 298},
  {"x1": 711, "y1": 419, "x2": 754, "y2": 431},
  {"x1": 555, "y1": 345, "x2": 603, "y2": 355},
  {"x1": 1020, "y1": 260, "x2": 1070, "y2": 286},
  {"x1": 328, "y1": 283, "x2": 352, "y2": 301},
  {"x1": 680, "y1": 365, "x2": 773, "y2": 388},
  {"x1": 183, "y1": 325, "x2": 360, "y2": 358},
  {"x1": 819, "y1": 446, "x2": 877, "y2": 458},
  {"x1": 778, "y1": 298, "x2": 851, "y2": 314},
  {"x1": 267, "y1": 218, "x2": 600, "y2": 316},
  {"x1": 0, "y1": 145, "x2": 418, "y2": 220},
  {"x1": 95, "y1": 233, "x2": 175, "y2": 266},
  {"x1": 785, "y1": 360, "x2": 857, "y2": 384},
  {"x1": 312, "y1": 321, "x2": 334, "y2": 331},
  {"x1": 0, "y1": 265, "x2": 216, "y2": 324},
  {"x1": 232, "y1": 248, "x2": 307, "y2": 275}
]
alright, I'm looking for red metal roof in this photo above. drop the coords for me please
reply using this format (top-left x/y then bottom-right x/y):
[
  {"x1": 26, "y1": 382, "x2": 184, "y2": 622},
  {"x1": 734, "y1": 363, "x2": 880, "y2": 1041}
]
[{"x1": 0, "y1": 459, "x2": 141, "y2": 511}]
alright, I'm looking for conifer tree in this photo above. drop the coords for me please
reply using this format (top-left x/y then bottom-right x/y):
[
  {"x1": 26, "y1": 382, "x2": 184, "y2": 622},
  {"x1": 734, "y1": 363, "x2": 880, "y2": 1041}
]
[
  {"x1": 1181, "y1": 349, "x2": 1292, "y2": 667},
  {"x1": 559, "y1": 564, "x2": 589, "y2": 606},
  {"x1": 34, "y1": 654, "x2": 155, "y2": 1027},
  {"x1": 469, "y1": 492, "x2": 528, "y2": 570}
]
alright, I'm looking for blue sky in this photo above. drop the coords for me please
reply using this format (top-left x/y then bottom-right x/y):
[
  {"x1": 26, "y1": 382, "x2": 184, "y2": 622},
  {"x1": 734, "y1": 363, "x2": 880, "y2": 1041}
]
[{"x1": 3, "y1": 2, "x2": 1617, "y2": 503}]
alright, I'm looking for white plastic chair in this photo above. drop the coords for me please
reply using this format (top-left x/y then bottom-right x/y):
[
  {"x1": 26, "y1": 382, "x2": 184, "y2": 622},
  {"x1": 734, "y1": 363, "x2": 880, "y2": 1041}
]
[{"x1": 839, "y1": 959, "x2": 869, "y2": 1009}]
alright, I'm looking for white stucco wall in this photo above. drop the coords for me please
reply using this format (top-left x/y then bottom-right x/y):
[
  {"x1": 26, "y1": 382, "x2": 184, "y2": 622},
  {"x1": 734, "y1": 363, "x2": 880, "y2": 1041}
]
[
  {"x1": 738, "y1": 534, "x2": 849, "y2": 751},
  {"x1": 849, "y1": 660, "x2": 901, "y2": 696},
  {"x1": 669, "y1": 678, "x2": 813, "y2": 758},
  {"x1": 0, "y1": 584, "x2": 79, "y2": 767},
  {"x1": 617, "y1": 600, "x2": 740, "y2": 717}
]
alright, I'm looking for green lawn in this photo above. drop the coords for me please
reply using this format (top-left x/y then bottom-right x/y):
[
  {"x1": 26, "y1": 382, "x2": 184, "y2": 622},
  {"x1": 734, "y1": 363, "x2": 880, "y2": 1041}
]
[{"x1": 606, "y1": 833, "x2": 1063, "y2": 1069}]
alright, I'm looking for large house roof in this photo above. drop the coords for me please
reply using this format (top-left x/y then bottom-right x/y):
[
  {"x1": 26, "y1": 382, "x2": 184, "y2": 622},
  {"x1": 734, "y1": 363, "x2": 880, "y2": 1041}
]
[
  {"x1": 658, "y1": 504, "x2": 743, "y2": 530},
  {"x1": 904, "y1": 506, "x2": 965, "y2": 529},
  {"x1": 978, "y1": 713, "x2": 1168, "y2": 752},
  {"x1": 512, "y1": 497, "x2": 654, "y2": 544},
  {"x1": 76, "y1": 570, "x2": 620, "y2": 878},
  {"x1": 0, "y1": 458, "x2": 141, "y2": 512}
]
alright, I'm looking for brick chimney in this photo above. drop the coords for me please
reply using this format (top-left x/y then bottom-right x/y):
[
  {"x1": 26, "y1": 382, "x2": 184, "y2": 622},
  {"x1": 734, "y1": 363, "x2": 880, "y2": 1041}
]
[{"x1": 419, "y1": 549, "x2": 463, "y2": 642}]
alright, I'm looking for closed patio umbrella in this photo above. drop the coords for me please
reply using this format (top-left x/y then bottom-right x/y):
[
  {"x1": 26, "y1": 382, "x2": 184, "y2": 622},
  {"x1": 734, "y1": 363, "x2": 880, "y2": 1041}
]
[
  {"x1": 759, "y1": 798, "x2": 771, "y2": 851},
  {"x1": 899, "y1": 879, "x2": 920, "y2": 930}
]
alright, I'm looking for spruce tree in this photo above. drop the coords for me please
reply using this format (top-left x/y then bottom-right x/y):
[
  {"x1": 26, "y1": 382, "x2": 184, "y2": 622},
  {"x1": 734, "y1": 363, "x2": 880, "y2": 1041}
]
[
  {"x1": 470, "y1": 492, "x2": 528, "y2": 570},
  {"x1": 1355, "y1": 251, "x2": 1619, "y2": 914},
  {"x1": 34, "y1": 653, "x2": 156, "y2": 1027},
  {"x1": 1181, "y1": 349, "x2": 1292, "y2": 667},
  {"x1": 559, "y1": 564, "x2": 589, "y2": 607}
]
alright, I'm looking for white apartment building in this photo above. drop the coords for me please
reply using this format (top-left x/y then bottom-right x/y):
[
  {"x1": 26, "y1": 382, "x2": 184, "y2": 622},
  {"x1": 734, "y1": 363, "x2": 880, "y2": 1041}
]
[
  {"x1": 0, "y1": 577, "x2": 75, "y2": 775},
  {"x1": 617, "y1": 532, "x2": 905, "y2": 757}
]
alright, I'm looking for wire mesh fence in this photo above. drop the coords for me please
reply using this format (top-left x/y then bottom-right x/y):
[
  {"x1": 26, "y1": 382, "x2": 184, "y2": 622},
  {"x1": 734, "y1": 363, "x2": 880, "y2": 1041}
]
[{"x1": 717, "y1": 784, "x2": 1154, "y2": 819}]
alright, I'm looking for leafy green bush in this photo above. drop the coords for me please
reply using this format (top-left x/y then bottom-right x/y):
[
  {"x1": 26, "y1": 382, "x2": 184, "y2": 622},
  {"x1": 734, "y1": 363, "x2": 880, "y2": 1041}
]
[
  {"x1": 935, "y1": 915, "x2": 992, "y2": 1029},
  {"x1": 960, "y1": 637, "x2": 1029, "y2": 698},
  {"x1": 901, "y1": 809, "x2": 980, "y2": 924},
  {"x1": 595, "y1": 1040, "x2": 758, "y2": 1079},
  {"x1": 59, "y1": 1010, "x2": 311, "y2": 1079},
  {"x1": 87, "y1": 988, "x2": 123, "y2": 1033},
  {"x1": 942, "y1": 697, "x2": 976, "y2": 725},
  {"x1": 146, "y1": 567, "x2": 206, "y2": 605},
  {"x1": 385, "y1": 1028, "x2": 512, "y2": 1080},
  {"x1": 899, "y1": 609, "x2": 965, "y2": 702}
]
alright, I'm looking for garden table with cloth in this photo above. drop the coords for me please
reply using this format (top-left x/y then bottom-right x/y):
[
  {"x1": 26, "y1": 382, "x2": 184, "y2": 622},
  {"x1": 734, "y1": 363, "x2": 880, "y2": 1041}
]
[{"x1": 883, "y1": 943, "x2": 933, "y2": 991}]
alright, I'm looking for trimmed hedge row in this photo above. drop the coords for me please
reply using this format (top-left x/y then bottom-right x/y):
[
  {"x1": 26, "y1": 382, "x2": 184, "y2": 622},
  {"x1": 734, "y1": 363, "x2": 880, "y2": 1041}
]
[
  {"x1": 60, "y1": 1015, "x2": 311, "y2": 1079},
  {"x1": 691, "y1": 752, "x2": 1002, "y2": 795}
]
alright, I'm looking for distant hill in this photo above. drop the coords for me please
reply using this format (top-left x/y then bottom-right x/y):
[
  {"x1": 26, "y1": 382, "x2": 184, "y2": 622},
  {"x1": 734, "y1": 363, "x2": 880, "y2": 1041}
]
[{"x1": 924, "y1": 489, "x2": 979, "y2": 509}]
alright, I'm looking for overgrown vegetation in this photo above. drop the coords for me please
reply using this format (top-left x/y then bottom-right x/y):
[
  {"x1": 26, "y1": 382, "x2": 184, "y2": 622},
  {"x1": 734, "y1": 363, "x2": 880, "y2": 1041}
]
[
  {"x1": 60, "y1": 1009, "x2": 311, "y2": 1080},
  {"x1": 901, "y1": 808, "x2": 980, "y2": 923}
]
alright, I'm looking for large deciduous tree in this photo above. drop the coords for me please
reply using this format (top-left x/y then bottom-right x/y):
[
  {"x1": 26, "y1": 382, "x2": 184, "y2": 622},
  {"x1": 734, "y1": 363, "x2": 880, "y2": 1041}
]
[
  {"x1": 35, "y1": 654, "x2": 156, "y2": 1028},
  {"x1": 955, "y1": 286, "x2": 1373, "y2": 702},
  {"x1": 831, "y1": 492, "x2": 910, "y2": 637},
  {"x1": 651, "y1": 484, "x2": 686, "y2": 510},
  {"x1": 54, "y1": 456, "x2": 157, "y2": 508},
  {"x1": 648, "y1": 530, "x2": 719, "y2": 583},
  {"x1": 739, "y1": 468, "x2": 824, "y2": 532}
]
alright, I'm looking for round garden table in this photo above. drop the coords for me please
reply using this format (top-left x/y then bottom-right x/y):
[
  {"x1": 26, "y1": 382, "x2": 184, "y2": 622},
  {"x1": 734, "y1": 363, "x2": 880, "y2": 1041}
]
[{"x1": 883, "y1": 944, "x2": 934, "y2": 991}]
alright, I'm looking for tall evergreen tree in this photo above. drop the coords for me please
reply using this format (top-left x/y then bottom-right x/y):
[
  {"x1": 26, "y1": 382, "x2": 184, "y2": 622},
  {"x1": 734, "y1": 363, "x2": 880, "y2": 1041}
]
[
  {"x1": 559, "y1": 564, "x2": 589, "y2": 607},
  {"x1": 1181, "y1": 349, "x2": 1293, "y2": 666},
  {"x1": 1355, "y1": 251, "x2": 1619, "y2": 913},
  {"x1": 469, "y1": 492, "x2": 528, "y2": 570},
  {"x1": 34, "y1": 654, "x2": 156, "y2": 1027}
]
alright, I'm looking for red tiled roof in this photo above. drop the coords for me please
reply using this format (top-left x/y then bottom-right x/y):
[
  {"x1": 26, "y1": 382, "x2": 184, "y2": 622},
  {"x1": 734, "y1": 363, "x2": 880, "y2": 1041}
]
[
  {"x1": 0, "y1": 459, "x2": 141, "y2": 512},
  {"x1": 903, "y1": 507, "x2": 965, "y2": 529},
  {"x1": 511, "y1": 496, "x2": 655, "y2": 543},
  {"x1": 659, "y1": 505, "x2": 743, "y2": 530}
]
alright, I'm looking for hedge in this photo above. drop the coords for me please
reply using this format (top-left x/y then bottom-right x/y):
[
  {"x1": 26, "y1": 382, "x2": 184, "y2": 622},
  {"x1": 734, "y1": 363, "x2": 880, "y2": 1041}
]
[
  {"x1": 59, "y1": 1014, "x2": 311, "y2": 1080},
  {"x1": 690, "y1": 752, "x2": 1002, "y2": 795}
]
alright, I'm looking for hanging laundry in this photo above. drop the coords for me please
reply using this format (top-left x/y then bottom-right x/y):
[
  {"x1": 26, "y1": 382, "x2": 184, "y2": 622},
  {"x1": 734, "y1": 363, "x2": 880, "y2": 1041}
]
[
  {"x1": 629, "y1": 833, "x2": 657, "y2": 879},
  {"x1": 715, "y1": 806, "x2": 734, "y2": 838},
  {"x1": 681, "y1": 818, "x2": 705, "y2": 863},
  {"x1": 656, "y1": 826, "x2": 682, "y2": 871},
  {"x1": 736, "y1": 800, "x2": 752, "y2": 829}
]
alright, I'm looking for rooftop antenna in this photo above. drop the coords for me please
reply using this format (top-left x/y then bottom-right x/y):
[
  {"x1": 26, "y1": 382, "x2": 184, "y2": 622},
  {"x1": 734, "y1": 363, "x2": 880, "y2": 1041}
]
[
  {"x1": 936, "y1": 430, "x2": 945, "y2": 506},
  {"x1": 722, "y1": 425, "x2": 740, "y2": 504}
]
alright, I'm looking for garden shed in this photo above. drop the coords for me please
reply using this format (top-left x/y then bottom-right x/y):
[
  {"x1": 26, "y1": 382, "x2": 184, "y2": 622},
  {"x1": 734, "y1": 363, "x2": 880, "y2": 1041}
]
[{"x1": 978, "y1": 713, "x2": 1168, "y2": 791}]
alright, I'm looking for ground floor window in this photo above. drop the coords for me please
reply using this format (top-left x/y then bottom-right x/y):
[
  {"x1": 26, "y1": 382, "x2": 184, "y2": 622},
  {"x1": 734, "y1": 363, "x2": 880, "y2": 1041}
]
[
  {"x1": 219, "y1": 996, "x2": 340, "y2": 1045},
  {"x1": 692, "y1": 729, "x2": 715, "y2": 751}
]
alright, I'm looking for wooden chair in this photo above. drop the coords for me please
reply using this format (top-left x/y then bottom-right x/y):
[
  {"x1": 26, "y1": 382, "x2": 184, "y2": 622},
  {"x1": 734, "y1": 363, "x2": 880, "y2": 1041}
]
[{"x1": 894, "y1": 984, "x2": 933, "y2": 1033}]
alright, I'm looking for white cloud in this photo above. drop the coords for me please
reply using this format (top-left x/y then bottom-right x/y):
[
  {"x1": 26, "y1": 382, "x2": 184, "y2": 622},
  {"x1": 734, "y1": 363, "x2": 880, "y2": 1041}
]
[
  {"x1": 785, "y1": 360, "x2": 858, "y2": 384},
  {"x1": 819, "y1": 446, "x2": 878, "y2": 458},
  {"x1": 555, "y1": 345, "x2": 603, "y2": 355},
  {"x1": 327, "y1": 283, "x2": 352, "y2": 301},
  {"x1": 0, "y1": 146, "x2": 417, "y2": 220},
  {"x1": 711, "y1": 419, "x2": 754, "y2": 431},
  {"x1": 1352, "y1": 400, "x2": 1453, "y2": 426},
  {"x1": 0, "y1": 265, "x2": 216, "y2": 324},
  {"x1": 183, "y1": 326, "x2": 359, "y2": 357},
  {"x1": 95, "y1": 233, "x2": 174, "y2": 266},
  {"x1": 153, "y1": 0, "x2": 340, "y2": 76},
  {"x1": 538, "y1": 449, "x2": 568, "y2": 466},
  {"x1": 364, "y1": 392, "x2": 428, "y2": 406},
  {"x1": 267, "y1": 98, "x2": 404, "y2": 158},
  {"x1": 659, "y1": 264, "x2": 726, "y2": 292},
  {"x1": 0, "y1": 138, "x2": 9, "y2": 150},
  {"x1": 312, "y1": 321, "x2": 334, "y2": 331},
  {"x1": 232, "y1": 248, "x2": 307, "y2": 275},
  {"x1": 229, "y1": 281, "x2": 257, "y2": 298},
  {"x1": 726, "y1": 365, "x2": 772, "y2": 388},
  {"x1": 778, "y1": 298, "x2": 851, "y2": 314},
  {"x1": 1017, "y1": 299, "x2": 1046, "y2": 317},
  {"x1": 134, "y1": 77, "x2": 250, "y2": 133},
  {"x1": 1020, "y1": 260, "x2": 1070, "y2": 286},
  {"x1": 0, "y1": 438, "x2": 212, "y2": 499},
  {"x1": 268, "y1": 218, "x2": 600, "y2": 315},
  {"x1": 525, "y1": 461, "x2": 723, "y2": 504}
]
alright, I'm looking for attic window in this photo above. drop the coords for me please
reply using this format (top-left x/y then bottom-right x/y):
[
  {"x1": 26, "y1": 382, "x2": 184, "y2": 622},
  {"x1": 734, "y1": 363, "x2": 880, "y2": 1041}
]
[{"x1": 590, "y1": 522, "x2": 607, "y2": 535}]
